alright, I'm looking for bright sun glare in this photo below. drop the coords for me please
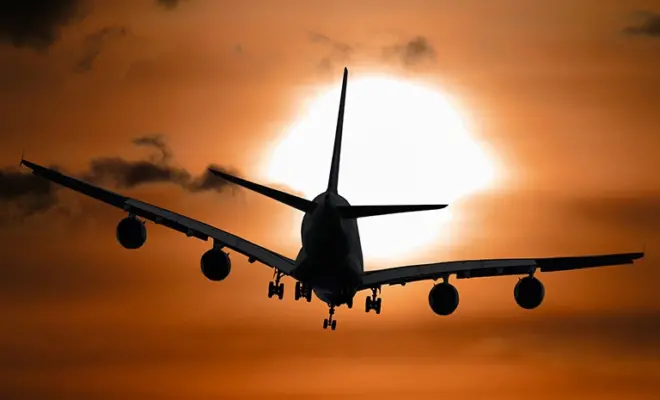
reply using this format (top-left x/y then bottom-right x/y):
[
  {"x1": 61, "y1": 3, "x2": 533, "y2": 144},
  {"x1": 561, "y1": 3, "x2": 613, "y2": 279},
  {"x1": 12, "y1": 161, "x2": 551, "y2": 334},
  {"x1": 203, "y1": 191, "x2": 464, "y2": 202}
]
[{"x1": 264, "y1": 74, "x2": 496, "y2": 263}]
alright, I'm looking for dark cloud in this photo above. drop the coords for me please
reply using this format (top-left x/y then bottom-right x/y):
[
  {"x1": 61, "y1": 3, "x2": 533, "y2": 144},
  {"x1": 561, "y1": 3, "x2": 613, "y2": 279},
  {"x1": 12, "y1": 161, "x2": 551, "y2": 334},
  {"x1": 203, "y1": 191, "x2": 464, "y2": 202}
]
[
  {"x1": 0, "y1": 167, "x2": 59, "y2": 223},
  {"x1": 0, "y1": 135, "x2": 236, "y2": 223},
  {"x1": 82, "y1": 134, "x2": 235, "y2": 193},
  {"x1": 132, "y1": 134, "x2": 173, "y2": 162},
  {"x1": 308, "y1": 31, "x2": 353, "y2": 72},
  {"x1": 308, "y1": 32, "x2": 436, "y2": 70},
  {"x1": 623, "y1": 11, "x2": 660, "y2": 37},
  {"x1": 156, "y1": 0, "x2": 186, "y2": 10},
  {"x1": 0, "y1": 0, "x2": 85, "y2": 50},
  {"x1": 308, "y1": 32, "x2": 353, "y2": 55},
  {"x1": 74, "y1": 25, "x2": 130, "y2": 73},
  {"x1": 383, "y1": 36, "x2": 436, "y2": 66}
]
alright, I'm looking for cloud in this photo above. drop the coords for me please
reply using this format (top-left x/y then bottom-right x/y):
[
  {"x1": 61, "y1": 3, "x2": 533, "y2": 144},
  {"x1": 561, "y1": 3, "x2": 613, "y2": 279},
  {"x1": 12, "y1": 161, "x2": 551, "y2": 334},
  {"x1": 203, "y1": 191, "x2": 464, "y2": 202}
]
[
  {"x1": 82, "y1": 134, "x2": 235, "y2": 193},
  {"x1": 0, "y1": 167, "x2": 60, "y2": 223},
  {"x1": 0, "y1": 135, "x2": 236, "y2": 223},
  {"x1": 308, "y1": 31, "x2": 353, "y2": 72},
  {"x1": 383, "y1": 36, "x2": 436, "y2": 66},
  {"x1": 623, "y1": 11, "x2": 660, "y2": 37},
  {"x1": 156, "y1": 0, "x2": 187, "y2": 10},
  {"x1": 307, "y1": 32, "x2": 436, "y2": 70},
  {"x1": 74, "y1": 25, "x2": 130, "y2": 73},
  {"x1": 0, "y1": 0, "x2": 85, "y2": 50}
]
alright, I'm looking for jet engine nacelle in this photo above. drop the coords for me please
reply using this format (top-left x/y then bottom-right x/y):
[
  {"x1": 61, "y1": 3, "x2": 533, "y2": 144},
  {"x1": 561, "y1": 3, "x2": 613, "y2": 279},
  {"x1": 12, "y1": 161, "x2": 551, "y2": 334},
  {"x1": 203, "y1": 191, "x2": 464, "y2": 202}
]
[
  {"x1": 201, "y1": 249, "x2": 231, "y2": 281},
  {"x1": 514, "y1": 276, "x2": 545, "y2": 309},
  {"x1": 116, "y1": 216, "x2": 147, "y2": 249},
  {"x1": 428, "y1": 282, "x2": 459, "y2": 316}
]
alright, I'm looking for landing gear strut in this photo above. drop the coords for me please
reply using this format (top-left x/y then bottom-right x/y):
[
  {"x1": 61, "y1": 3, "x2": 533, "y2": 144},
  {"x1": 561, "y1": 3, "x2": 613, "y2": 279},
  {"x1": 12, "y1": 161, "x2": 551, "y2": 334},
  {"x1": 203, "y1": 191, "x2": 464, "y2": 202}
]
[
  {"x1": 365, "y1": 287, "x2": 382, "y2": 314},
  {"x1": 294, "y1": 281, "x2": 312, "y2": 302},
  {"x1": 323, "y1": 305, "x2": 337, "y2": 330},
  {"x1": 268, "y1": 270, "x2": 285, "y2": 300}
]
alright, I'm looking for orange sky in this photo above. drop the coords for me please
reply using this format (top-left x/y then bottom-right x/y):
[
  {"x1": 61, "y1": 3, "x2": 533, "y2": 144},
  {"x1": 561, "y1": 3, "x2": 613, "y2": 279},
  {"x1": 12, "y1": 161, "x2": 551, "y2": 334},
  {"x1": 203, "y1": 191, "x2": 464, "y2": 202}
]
[{"x1": 1, "y1": 0, "x2": 660, "y2": 398}]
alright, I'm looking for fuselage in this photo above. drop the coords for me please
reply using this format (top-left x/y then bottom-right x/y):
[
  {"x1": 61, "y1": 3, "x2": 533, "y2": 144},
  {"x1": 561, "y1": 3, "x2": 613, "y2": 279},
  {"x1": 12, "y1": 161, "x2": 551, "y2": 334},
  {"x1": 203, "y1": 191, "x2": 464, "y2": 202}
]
[{"x1": 292, "y1": 191, "x2": 363, "y2": 306}]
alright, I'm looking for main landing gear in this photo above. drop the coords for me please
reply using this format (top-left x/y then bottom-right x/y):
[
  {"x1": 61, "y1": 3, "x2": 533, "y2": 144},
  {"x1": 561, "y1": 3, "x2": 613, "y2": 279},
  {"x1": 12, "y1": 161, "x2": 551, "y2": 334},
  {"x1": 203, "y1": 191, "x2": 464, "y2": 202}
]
[
  {"x1": 268, "y1": 270, "x2": 284, "y2": 300},
  {"x1": 323, "y1": 305, "x2": 337, "y2": 330},
  {"x1": 365, "y1": 287, "x2": 382, "y2": 314},
  {"x1": 294, "y1": 281, "x2": 312, "y2": 302}
]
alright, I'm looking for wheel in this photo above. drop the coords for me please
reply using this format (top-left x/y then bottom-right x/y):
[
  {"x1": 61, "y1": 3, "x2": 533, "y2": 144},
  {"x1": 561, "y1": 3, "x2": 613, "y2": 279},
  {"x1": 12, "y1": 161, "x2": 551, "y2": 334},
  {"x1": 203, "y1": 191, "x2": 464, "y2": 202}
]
[
  {"x1": 323, "y1": 319, "x2": 328, "y2": 329},
  {"x1": 305, "y1": 288, "x2": 312, "y2": 302},
  {"x1": 347, "y1": 298, "x2": 353, "y2": 309},
  {"x1": 277, "y1": 283, "x2": 284, "y2": 300},
  {"x1": 375, "y1": 298, "x2": 382, "y2": 314},
  {"x1": 294, "y1": 283, "x2": 301, "y2": 300},
  {"x1": 267, "y1": 282, "x2": 274, "y2": 298},
  {"x1": 331, "y1": 320, "x2": 337, "y2": 330},
  {"x1": 365, "y1": 296, "x2": 372, "y2": 312}
]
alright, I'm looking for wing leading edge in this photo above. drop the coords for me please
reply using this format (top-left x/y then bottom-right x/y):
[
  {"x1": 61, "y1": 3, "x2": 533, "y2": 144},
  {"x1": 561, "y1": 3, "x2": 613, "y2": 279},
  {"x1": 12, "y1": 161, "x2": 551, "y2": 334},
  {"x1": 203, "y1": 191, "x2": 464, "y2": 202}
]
[
  {"x1": 359, "y1": 252, "x2": 644, "y2": 289},
  {"x1": 20, "y1": 159, "x2": 296, "y2": 275}
]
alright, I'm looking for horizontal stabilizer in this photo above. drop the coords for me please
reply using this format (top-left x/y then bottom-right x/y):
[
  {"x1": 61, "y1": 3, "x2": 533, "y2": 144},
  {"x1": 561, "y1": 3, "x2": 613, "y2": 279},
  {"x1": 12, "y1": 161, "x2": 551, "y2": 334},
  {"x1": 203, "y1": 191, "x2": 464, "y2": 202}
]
[
  {"x1": 209, "y1": 168, "x2": 316, "y2": 213},
  {"x1": 336, "y1": 204, "x2": 448, "y2": 219}
]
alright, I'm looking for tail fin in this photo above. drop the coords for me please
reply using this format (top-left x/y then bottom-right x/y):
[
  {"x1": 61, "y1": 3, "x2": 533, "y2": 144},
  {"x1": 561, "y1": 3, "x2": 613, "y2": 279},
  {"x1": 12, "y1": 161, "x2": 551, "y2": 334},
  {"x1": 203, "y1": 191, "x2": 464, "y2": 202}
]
[
  {"x1": 208, "y1": 168, "x2": 316, "y2": 213},
  {"x1": 336, "y1": 204, "x2": 448, "y2": 219},
  {"x1": 327, "y1": 67, "x2": 348, "y2": 194}
]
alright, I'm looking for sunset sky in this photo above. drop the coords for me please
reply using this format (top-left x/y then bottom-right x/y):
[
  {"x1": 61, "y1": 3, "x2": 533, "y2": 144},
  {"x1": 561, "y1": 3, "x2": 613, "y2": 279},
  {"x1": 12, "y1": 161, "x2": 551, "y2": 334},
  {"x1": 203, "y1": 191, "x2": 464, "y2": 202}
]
[{"x1": 1, "y1": 0, "x2": 660, "y2": 398}]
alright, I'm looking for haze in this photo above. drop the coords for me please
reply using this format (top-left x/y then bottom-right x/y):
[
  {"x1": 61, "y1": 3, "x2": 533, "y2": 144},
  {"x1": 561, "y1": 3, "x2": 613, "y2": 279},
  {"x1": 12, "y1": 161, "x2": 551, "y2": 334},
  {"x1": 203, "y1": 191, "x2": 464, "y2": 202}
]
[{"x1": 1, "y1": 0, "x2": 659, "y2": 399}]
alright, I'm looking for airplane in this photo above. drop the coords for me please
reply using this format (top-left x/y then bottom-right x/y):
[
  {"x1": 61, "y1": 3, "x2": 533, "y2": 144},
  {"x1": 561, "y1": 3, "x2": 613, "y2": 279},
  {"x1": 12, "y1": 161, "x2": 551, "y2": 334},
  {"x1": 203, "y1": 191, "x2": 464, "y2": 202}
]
[{"x1": 20, "y1": 67, "x2": 644, "y2": 331}]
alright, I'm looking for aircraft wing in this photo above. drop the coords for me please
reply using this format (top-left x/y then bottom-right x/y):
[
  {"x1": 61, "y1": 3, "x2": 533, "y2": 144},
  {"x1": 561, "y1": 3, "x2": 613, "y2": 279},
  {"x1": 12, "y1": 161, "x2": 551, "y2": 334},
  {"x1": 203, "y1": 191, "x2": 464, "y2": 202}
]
[
  {"x1": 359, "y1": 252, "x2": 644, "y2": 289},
  {"x1": 20, "y1": 160, "x2": 297, "y2": 275}
]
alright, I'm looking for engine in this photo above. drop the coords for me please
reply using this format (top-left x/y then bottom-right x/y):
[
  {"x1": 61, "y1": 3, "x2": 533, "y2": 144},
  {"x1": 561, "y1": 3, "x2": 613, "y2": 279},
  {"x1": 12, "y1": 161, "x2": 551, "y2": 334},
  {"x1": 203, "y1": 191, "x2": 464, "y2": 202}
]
[
  {"x1": 200, "y1": 249, "x2": 231, "y2": 281},
  {"x1": 116, "y1": 216, "x2": 147, "y2": 249},
  {"x1": 514, "y1": 276, "x2": 545, "y2": 309},
  {"x1": 428, "y1": 282, "x2": 459, "y2": 316}
]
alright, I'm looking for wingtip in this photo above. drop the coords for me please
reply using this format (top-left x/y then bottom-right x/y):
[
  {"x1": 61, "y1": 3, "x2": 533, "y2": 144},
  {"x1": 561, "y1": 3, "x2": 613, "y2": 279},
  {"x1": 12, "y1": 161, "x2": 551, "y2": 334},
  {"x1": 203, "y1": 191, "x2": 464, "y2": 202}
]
[
  {"x1": 207, "y1": 167, "x2": 223, "y2": 177},
  {"x1": 19, "y1": 158, "x2": 42, "y2": 172}
]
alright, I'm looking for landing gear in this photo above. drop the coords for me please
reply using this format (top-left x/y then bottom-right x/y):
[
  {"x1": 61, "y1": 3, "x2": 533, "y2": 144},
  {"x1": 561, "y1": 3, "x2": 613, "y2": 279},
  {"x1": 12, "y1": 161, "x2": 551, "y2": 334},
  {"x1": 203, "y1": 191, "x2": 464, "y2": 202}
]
[
  {"x1": 268, "y1": 270, "x2": 284, "y2": 300},
  {"x1": 323, "y1": 305, "x2": 337, "y2": 330},
  {"x1": 365, "y1": 287, "x2": 382, "y2": 314},
  {"x1": 294, "y1": 281, "x2": 312, "y2": 302}
]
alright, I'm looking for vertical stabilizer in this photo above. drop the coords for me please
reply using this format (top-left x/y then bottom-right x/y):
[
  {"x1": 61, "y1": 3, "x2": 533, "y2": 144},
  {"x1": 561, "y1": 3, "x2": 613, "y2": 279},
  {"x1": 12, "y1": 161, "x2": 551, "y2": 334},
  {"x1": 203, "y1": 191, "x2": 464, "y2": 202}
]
[{"x1": 327, "y1": 67, "x2": 348, "y2": 194}]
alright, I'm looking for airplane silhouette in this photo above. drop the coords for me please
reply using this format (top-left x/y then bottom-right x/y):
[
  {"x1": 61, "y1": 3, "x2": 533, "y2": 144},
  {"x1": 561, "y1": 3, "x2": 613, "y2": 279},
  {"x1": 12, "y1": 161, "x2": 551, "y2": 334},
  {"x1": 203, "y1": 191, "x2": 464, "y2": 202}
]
[{"x1": 20, "y1": 67, "x2": 644, "y2": 330}]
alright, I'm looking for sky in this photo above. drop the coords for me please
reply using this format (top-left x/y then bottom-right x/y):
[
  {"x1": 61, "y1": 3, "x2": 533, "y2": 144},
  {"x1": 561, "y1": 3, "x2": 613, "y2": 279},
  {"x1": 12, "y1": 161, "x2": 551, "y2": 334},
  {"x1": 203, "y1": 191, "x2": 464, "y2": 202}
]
[{"x1": 1, "y1": 0, "x2": 660, "y2": 398}]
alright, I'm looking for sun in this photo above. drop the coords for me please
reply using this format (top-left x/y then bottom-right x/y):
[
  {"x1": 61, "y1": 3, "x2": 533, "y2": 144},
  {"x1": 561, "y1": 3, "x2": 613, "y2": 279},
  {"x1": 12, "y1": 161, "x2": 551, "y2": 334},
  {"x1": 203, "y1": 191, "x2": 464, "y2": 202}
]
[{"x1": 263, "y1": 74, "x2": 496, "y2": 263}]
